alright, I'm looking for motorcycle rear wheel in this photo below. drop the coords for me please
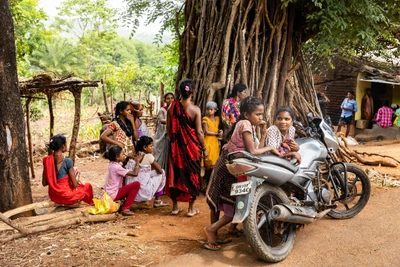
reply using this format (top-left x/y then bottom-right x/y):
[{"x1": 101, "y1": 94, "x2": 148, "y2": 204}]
[
  {"x1": 243, "y1": 183, "x2": 296, "y2": 263},
  {"x1": 328, "y1": 163, "x2": 371, "y2": 219}
]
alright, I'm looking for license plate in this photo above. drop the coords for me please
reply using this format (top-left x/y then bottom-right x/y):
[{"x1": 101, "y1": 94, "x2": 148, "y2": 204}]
[{"x1": 230, "y1": 181, "x2": 252, "y2": 196}]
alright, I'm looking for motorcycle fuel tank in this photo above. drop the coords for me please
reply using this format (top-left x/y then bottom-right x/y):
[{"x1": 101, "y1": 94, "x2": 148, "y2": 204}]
[{"x1": 296, "y1": 138, "x2": 327, "y2": 168}]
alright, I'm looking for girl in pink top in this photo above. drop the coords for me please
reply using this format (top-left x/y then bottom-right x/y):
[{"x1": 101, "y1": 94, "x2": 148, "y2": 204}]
[
  {"x1": 204, "y1": 96, "x2": 281, "y2": 251},
  {"x1": 103, "y1": 146, "x2": 141, "y2": 216}
]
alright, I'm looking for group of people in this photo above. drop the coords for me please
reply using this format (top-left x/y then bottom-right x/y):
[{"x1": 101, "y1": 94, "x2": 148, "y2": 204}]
[
  {"x1": 41, "y1": 79, "x2": 302, "y2": 251},
  {"x1": 318, "y1": 88, "x2": 400, "y2": 138}
]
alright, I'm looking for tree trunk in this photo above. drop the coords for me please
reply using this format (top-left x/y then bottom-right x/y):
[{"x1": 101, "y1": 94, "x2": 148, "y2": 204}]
[
  {"x1": 0, "y1": 0, "x2": 33, "y2": 212},
  {"x1": 177, "y1": 0, "x2": 318, "y2": 125}
]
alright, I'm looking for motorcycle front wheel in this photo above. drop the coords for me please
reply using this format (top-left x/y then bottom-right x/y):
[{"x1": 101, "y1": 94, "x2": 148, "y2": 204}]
[
  {"x1": 243, "y1": 183, "x2": 296, "y2": 263},
  {"x1": 328, "y1": 163, "x2": 371, "y2": 219}
]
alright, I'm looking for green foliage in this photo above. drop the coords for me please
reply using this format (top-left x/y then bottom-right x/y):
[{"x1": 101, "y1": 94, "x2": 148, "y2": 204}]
[
  {"x1": 13, "y1": 0, "x2": 178, "y2": 110},
  {"x1": 156, "y1": 38, "x2": 179, "y2": 91},
  {"x1": 122, "y1": 0, "x2": 183, "y2": 40},
  {"x1": 10, "y1": 0, "x2": 48, "y2": 70},
  {"x1": 79, "y1": 120, "x2": 102, "y2": 140},
  {"x1": 303, "y1": 0, "x2": 399, "y2": 67},
  {"x1": 53, "y1": 0, "x2": 118, "y2": 40},
  {"x1": 27, "y1": 35, "x2": 81, "y2": 76}
]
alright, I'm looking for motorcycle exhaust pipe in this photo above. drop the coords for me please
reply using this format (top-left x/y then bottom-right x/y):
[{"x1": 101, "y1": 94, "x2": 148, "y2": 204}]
[{"x1": 270, "y1": 204, "x2": 317, "y2": 225}]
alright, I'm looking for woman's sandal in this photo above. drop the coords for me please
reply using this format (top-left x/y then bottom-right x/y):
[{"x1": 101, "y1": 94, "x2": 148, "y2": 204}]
[
  {"x1": 153, "y1": 200, "x2": 170, "y2": 208},
  {"x1": 186, "y1": 208, "x2": 200, "y2": 217},
  {"x1": 170, "y1": 208, "x2": 183, "y2": 215},
  {"x1": 199, "y1": 241, "x2": 221, "y2": 251}
]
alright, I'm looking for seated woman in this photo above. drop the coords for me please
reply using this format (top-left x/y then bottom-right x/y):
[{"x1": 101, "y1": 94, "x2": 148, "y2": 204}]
[
  {"x1": 42, "y1": 134, "x2": 94, "y2": 205},
  {"x1": 101, "y1": 101, "x2": 138, "y2": 153}
]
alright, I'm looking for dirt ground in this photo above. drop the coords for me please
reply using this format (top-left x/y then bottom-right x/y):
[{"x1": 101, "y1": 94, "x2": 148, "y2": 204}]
[
  {"x1": 0, "y1": 139, "x2": 399, "y2": 266},
  {"x1": 1, "y1": 106, "x2": 400, "y2": 266}
]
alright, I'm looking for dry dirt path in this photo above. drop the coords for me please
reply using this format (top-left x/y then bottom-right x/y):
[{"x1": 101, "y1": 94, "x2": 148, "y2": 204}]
[
  {"x1": 1, "y1": 140, "x2": 400, "y2": 266},
  {"x1": 157, "y1": 186, "x2": 400, "y2": 267}
]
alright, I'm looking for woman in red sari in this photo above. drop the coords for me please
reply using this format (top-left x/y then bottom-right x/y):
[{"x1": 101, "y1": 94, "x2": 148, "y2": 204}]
[
  {"x1": 166, "y1": 79, "x2": 208, "y2": 217},
  {"x1": 42, "y1": 134, "x2": 94, "y2": 205}
]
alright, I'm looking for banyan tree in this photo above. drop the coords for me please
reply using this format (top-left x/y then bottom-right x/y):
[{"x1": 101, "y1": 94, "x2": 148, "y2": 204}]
[{"x1": 158, "y1": 0, "x2": 394, "y2": 125}]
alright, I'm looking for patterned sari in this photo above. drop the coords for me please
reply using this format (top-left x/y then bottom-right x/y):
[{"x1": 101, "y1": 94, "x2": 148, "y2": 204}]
[{"x1": 166, "y1": 101, "x2": 201, "y2": 202}]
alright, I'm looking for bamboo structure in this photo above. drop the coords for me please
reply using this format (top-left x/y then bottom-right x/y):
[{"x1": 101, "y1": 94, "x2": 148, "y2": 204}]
[{"x1": 19, "y1": 74, "x2": 99, "y2": 166}]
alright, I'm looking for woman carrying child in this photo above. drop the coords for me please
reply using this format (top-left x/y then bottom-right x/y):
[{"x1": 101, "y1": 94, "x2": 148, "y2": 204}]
[
  {"x1": 266, "y1": 106, "x2": 300, "y2": 157},
  {"x1": 101, "y1": 101, "x2": 138, "y2": 152},
  {"x1": 103, "y1": 146, "x2": 141, "y2": 216},
  {"x1": 153, "y1": 92, "x2": 175, "y2": 171},
  {"x1": 125, "y1": 136, "x2": 168, "y2": 208},
  {"x1": 204, "y1": 96, "x2": 281, "y2": 251},
  {"x1": 166, "y1": 79, "x2": 207, "y2": 217},
  {"x1": 42, "y1": 134, "x2": 94, "y2": 205},
  {"x1": 201, "y1": 101, "x2": 222, "y2": 191}
]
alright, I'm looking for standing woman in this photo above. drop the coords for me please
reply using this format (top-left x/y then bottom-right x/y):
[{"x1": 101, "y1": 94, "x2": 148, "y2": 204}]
[
  {"x1": 42, "y1": 134, "x2": 94, "y2": 205},
  {"x1": 153, "y1": 92, "x2": 175, "y2": 171},
  {"x1": 100, "y1": 101, "x2": 138, "y2": 152},
  {"x1": 166, "y1": 79, "x2": 208, "y2": 217},
  {"x1": 131, "y1": 101, "x2": 151, "y2": 138},
  {"x1": 221, "y1": 83, "x2": 248, "y2": 130}
]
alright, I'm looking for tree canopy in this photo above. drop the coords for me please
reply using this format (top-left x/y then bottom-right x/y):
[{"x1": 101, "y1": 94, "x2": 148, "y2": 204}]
[{"x1": 122, "y1": 0, "x2": 400, "y2": 122}]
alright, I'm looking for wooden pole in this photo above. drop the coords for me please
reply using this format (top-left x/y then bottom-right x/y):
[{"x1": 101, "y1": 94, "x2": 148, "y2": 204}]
[
  {"x1": 3, "y1": 200, "x2": 59, "y2": 218},
  {"x1": 160, "y1": 82, "x2": 165, "y2": 108},
  {"x1": 25, "y1": 97, "x2": 35, "y2": 179},
  {"x1": 69, "y1": 86, "x2": 82, "y2": 162},
  {"x1": 0, "y1": 213, "x2": 117, "y2": 243},
  {"x1": 46, "y1": 93, "x2": 54, "y2": 155},
  {"x1": 101, "y1": 78, "x2": 109, "y2": 113},
  {"x1": 0, "y1": 211, "x2": 27, "y2": 235},
  {"x1": 110, "y1": 91, "x2": 113, "y2": 115}
]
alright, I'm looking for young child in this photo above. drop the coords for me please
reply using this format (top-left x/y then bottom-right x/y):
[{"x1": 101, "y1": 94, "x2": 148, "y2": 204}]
[
  {"x1": 205, "y1": 97, "x2": 287, "y2": 251},
  {"x1": 267, "y1": 106, "x2": 300, "y2": 158},
  {"x1": 125, "y1": 136, "x2": 168, "y2": 208},
  {"x1": 103, "y1": 146, "x2": 141, "y2": 216},
  {"x1": 201, "y1": 101, "x2": 223, "y2": 192}
]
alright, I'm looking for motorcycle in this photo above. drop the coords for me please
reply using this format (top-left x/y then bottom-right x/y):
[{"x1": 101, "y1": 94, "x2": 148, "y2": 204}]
[{"x1": 226, "y1": 115, "x2": 371, "y2": 262}]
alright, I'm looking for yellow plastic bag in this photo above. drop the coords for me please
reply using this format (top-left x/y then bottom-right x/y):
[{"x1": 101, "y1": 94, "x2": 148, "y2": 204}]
[{"x1": 87, "y1": 192, "x2": 120, "y2": 215}]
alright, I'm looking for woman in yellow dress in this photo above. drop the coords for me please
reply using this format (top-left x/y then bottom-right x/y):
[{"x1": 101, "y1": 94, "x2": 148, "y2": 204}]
[{"x1": 201, "y1": 101, "x2": 222, "y2": 191}]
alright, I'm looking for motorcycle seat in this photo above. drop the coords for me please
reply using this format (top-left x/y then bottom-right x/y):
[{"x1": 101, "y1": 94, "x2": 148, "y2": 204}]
[{"x1": 258, "y1": 155, "x2": 299, "y2": 173}]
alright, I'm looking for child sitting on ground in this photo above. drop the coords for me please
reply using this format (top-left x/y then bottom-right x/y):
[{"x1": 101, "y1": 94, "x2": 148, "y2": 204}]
[
  {"x1": 125, "y1": 136, "x2": 168, "y2": 208},
  {"x1": 103, "y1": 146, "x2": 141, "y2": 216}
]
